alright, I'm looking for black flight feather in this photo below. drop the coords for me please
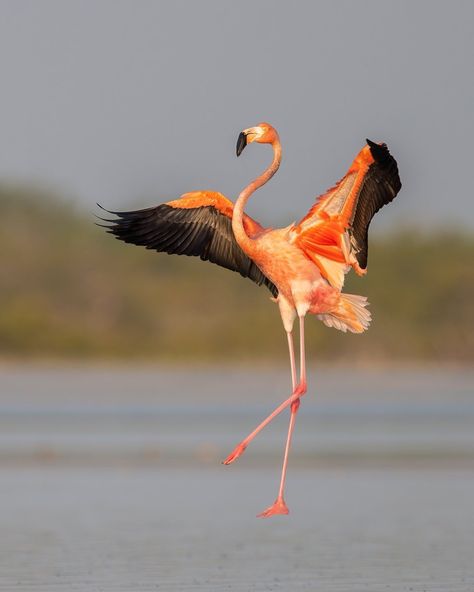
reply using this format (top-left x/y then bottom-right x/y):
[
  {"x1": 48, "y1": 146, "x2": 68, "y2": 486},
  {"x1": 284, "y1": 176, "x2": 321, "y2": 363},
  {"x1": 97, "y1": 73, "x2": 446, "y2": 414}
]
[
  {"x1": 349, "y1": 140, "x2": 402, "y2": 269},
  {"x1": 100, "y1": 203, "x2": 278, "y2": 297}
]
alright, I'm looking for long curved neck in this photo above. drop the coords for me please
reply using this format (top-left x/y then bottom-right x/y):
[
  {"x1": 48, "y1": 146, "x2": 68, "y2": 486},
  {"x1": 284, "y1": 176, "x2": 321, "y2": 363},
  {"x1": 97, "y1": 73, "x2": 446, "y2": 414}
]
[{"x1": 232, "y1": 137, "x2": 282, "y2": 254}]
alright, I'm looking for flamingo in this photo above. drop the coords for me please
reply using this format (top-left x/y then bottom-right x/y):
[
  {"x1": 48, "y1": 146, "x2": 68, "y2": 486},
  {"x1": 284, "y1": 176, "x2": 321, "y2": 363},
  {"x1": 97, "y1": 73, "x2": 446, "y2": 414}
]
[{"x1": 100, "y1": 122, "x2": 401, "y2": 517}]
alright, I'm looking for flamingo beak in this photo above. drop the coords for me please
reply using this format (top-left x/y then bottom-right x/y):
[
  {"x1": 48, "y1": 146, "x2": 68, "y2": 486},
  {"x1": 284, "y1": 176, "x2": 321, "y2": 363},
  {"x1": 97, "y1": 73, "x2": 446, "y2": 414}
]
[{"x1": 236, "y1": 131, "x2": 247, "y2": 157}]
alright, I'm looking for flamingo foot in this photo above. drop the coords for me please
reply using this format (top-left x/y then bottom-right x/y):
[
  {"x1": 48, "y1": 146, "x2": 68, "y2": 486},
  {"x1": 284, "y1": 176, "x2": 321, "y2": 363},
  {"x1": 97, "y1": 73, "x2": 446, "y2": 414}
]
[
  {"x1": 222, "y1": 442, "x2": 247, "y2": 465},
  {"x1": 257, "y1": 497, "x2": 289, "y2": 518}
]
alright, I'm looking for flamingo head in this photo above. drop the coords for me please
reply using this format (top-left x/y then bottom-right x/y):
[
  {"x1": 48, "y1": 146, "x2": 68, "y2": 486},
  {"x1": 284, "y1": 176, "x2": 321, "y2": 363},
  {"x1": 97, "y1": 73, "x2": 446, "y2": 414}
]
[{"x1": 236, "y1": 122, "x2": 278, "y2": 156}]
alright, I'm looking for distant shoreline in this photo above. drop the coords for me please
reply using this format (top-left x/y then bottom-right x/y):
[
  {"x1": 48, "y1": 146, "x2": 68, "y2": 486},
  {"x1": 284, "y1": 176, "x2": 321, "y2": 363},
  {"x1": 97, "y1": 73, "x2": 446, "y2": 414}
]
[
  {"x1": 0, "y1": 358, "x2": 473, "y2": 371},
  {"x1": 2, "y1": 187, "x2": 473, "y2": 363}
]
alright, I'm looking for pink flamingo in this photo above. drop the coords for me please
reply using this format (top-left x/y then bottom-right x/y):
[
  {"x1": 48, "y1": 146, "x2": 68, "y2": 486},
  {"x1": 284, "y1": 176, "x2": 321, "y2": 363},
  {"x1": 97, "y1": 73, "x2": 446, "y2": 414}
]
[{"x1": 101, "y1": 122, "x2": 401, "y2": 517}]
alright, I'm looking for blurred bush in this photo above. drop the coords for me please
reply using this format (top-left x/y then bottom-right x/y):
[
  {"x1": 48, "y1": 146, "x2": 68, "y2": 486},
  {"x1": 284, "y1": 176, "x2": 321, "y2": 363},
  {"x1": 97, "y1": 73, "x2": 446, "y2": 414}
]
[{"x1": 0, "y1": 184, "x2": 472, "y2": 363}]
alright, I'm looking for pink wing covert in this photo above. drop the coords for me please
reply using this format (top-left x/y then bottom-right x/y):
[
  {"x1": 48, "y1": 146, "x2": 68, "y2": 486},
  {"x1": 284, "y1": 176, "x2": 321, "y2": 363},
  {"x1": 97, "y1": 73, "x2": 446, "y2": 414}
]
[{"x1": 290, "y1": 141, "x2": 401, "y2": 289}]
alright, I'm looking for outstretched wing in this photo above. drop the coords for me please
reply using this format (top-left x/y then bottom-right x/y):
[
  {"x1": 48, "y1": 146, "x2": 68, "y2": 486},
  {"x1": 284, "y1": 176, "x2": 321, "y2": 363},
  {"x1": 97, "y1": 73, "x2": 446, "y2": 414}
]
[
  {"x1": 99, "y1": 191, "x2": 278, "y2": 297},
  {"x1": 290, "y1": 140, "x2": 401, "y2": 289}
]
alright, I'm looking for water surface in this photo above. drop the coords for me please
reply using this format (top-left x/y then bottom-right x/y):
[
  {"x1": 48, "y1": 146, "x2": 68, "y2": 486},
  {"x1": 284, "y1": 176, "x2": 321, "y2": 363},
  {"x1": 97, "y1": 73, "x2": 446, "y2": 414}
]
[{"x1": 0, "y1": 366, "x2": 473, "y2": 591}]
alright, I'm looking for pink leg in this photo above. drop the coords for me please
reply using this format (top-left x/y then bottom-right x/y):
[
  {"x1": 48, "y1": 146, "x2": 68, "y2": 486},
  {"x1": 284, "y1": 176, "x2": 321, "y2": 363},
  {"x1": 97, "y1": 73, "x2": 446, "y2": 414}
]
[
  {"x1": 222, "y1": 329, "x2": 302, "y2": 466},
  {"x1": 287, "y1": 331, "x2": 297, "y2": 393},
  {"x1": 298, "y1": 314, "x2": 306, "y2": 393},
  {"x1": 258, "y1": 315, "x2": 306, "y2": 518},
  {"x1": 257, "y1": 398, "x2": 300, "y2": 517}
]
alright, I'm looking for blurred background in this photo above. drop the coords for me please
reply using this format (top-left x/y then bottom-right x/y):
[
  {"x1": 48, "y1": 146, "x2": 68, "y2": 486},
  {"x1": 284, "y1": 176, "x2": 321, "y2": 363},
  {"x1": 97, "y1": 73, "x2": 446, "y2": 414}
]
[{"x1": 0, "y1": 1, "x2": 473, "y2": 590}]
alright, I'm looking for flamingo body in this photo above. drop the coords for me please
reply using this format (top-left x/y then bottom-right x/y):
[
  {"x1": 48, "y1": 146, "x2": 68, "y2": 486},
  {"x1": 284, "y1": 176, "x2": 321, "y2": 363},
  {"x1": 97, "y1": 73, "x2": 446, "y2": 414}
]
[
  {"x1": 100, "y1": 122, "x2": 401, "y2": 517},
  {"x1": 241, "y1": 226, "x2": 369, "y2": 334}
]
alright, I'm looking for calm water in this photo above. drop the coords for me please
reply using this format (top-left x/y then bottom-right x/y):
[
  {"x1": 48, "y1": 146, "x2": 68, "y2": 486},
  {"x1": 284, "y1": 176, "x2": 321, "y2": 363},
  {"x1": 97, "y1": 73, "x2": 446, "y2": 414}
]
[{"x1": 0, "y1": 365, "x2": 473, "y2": 591}]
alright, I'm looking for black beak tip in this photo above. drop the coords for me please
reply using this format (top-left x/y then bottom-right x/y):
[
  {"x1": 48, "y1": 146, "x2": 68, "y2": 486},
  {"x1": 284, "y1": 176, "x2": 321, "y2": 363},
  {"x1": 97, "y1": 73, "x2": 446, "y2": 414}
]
[{"x1": 236, "y1": 131, "x2": 247, "y2": 157}]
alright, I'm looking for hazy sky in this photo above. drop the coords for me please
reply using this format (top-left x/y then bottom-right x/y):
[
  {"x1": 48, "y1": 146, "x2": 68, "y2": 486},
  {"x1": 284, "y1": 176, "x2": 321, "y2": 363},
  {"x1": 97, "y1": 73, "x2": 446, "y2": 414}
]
[{"x1": 1, "y1": 0, "x2": 473, "y2": 228}]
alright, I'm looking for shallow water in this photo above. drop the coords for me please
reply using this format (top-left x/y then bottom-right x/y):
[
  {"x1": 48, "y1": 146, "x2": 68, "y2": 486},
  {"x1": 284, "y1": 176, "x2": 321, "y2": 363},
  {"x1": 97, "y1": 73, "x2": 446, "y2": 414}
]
[
  {"x1": 2, "y1": 466, "x2": 474, "y2": 591},
  {"x1": 0, "y1": 366, "x2": 473, "y2": 591}
]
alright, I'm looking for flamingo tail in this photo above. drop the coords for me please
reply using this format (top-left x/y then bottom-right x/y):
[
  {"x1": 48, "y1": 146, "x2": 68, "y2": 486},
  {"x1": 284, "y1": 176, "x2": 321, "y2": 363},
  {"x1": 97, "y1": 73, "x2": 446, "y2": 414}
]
[{"x1": 317, "y1": 293, "x2": 371, "y2": 334}]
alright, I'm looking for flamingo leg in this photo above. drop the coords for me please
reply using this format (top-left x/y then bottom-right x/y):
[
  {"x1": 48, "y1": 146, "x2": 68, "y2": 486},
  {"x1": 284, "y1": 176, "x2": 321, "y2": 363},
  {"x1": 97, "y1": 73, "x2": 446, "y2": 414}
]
[
  {"x1": 223, "y1": 317, "x2": 307, "y2": 465},
  {"x1": 257, "y1": 315, "x2": 306, "y2": 517},
  {"x1": 287, "y1": 330, "x2": 297, "y2": 393},
  {"x1": 222, "y1": 328, "x2": 301, "y2": 466}
]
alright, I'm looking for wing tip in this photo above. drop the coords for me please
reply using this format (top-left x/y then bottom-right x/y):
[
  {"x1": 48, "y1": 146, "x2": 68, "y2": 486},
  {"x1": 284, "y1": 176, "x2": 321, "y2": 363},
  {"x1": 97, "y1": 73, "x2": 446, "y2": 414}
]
[{"x1": 366, "y1": 138, "x2": 390, "y2": 162}]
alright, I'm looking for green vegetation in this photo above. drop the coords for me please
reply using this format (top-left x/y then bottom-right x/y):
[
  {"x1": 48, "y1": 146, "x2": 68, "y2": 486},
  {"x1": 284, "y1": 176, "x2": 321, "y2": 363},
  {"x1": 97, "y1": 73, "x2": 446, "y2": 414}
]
[{"x1": 1, "y1": 185, "x2": 472, "y2": 363}]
